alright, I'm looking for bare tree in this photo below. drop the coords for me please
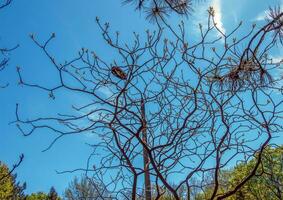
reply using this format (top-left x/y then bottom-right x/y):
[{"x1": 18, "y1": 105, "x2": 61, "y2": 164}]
[
  {"x1": 14, "y1": 5, "x2": 283, "y2": 200},
  {"x1": 0, "y1": 45, "x2": 18, "y2": 87},
  {"x1": 64, "y1": 175, "x2": 112, "y2": 200},
  {"x1": 122, "y1": 0, "x2": 201, "y2": 22},
  {"x1": 0, "y1": 0, "x2": 24, "y2": 183},
  {"x1": 0, "y1": 0, "x2": 18, "y2": 88}
]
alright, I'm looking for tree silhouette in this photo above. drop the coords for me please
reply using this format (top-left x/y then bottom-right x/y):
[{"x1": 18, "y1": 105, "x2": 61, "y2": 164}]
[
  {"x1": 15, "y1": 4, "x2": 283, "y2": 200},
  {"x1": 48, "y1": 186, "x2": 61, "y2": 200}
]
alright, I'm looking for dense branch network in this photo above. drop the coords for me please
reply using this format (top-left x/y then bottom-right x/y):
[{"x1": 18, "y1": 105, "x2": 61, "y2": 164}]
[
  {"x1": 14, "y1": 6, "x2": 283, "y2": 200},
  {"x1": 123, "y1": 0, "x2": 199, "y2": 22}
]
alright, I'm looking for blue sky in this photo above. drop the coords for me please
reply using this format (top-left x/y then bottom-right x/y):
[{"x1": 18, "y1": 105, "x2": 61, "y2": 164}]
[{"x1": 0, "y1": 0, "x2": 282, "y2": 196}]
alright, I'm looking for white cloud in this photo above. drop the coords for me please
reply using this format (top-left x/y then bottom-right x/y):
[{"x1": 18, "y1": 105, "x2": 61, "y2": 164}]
[
  {"x1": 211, "y1": 0, "x2": 225, "y2": 34},
  {"x1": 254, "y1": 10, "x2": 269, "y2": 21},
  {"x1": 272, "y1": 57, "x2": 283, "y2": 64},
  {"x1": 271, "y1": 54, "x2": 283, "y2": 94},
  {"x1": 192, "y1": 0, "x2": 225, "y2": 35},
  {"x1": 255, "y1": 1, "x2": 283, "y2": 21},
  {"x1": 98, "y1": 86, "x2": 114, "y2": 98}
]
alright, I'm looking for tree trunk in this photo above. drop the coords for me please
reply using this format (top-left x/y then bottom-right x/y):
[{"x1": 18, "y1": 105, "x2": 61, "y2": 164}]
[{"x1": 141, "y1": 98, "x2": 152, "y2": 200}]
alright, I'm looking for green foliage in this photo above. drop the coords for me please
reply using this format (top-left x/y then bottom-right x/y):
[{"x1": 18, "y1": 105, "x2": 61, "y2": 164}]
[
  {"x1": 0, "y1": 161, "x2": 61, "y2": 200},
  {"x1": 26, "y1": 187, "x2": 61, "y2": 200},
  {"x1": 196, "y1": 145, "x2": 283, "y2": 200},
  {"x1": 26, "y1": 192, "x2": 48, "y2": 200},
  {"x1": 1, "y1": 145, "x2": 281, "y2": 200},
  {"x1": 0, "y1": 162, "x2": 14, "y2": 199},
  {"x1": 229, "y1": 145, "x2": 283, "y2": 200},
  {"x1": 0, "y1": 161, "x2": 26, "y2": 200}
]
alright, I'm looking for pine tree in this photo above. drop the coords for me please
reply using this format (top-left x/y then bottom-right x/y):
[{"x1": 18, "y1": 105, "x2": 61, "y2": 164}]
[
  {"x1": 48, "y1": 187, "x2": 60, "y2": 200},
  {"x1": 0, "y1": 161, "x2": 26, "y2": 200}
]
